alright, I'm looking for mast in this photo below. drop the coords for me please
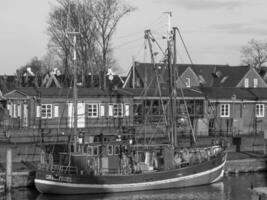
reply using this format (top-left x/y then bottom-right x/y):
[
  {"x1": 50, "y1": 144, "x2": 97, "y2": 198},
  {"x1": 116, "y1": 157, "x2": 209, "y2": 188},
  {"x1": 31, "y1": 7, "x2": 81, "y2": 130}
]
[
  {"x1": 164, "y1": 12, "x2": 177, "y2": 147},
  {"x1": 67, "y1": 1, "x2": 80, "y2": 153},
  {"x1": 73, "y1": 33, "x2": 78, "y2": 153}
]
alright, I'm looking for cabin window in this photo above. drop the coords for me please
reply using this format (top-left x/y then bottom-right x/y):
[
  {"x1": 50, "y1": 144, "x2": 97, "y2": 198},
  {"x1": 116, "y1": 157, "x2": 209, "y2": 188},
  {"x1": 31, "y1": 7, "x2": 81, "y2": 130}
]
[
  {"x1": 41, "y1": 104, "x2": 52, "y2": 119},
  {"x1": 87, "y1": 104, "x2": 98, "y2": 118},
  {"x1": 113, "y1": 104, "x2": 123, "y2": 118},
  {"x1": 244, "y1": 78, "x2": 249, "y2": 88},
  {"x1": 220, "y1": 104, "x2": 230, "y2": 117},
  {"x1": 253, "y1": 78, "x2": 258, "y2": 88},
  {"x1": 107, "y1": 145, "x2": 113, "y2": 156},
  {"x1": 185, "y1": 77, "x2": 191, "y2": 88},
  {"x1": 256, "y1": 104, "x2": 264, "y2": 117},
  {"x1": 87, "y1": 146, "x2": 93, "y2": 156}
]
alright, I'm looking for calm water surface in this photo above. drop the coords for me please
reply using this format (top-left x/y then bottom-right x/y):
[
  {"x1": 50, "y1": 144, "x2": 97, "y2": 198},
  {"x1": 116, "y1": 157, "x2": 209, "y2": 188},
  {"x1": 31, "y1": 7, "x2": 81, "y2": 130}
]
[{"x1": 2, "y1": 173, "x2": 267, "y2": 200}]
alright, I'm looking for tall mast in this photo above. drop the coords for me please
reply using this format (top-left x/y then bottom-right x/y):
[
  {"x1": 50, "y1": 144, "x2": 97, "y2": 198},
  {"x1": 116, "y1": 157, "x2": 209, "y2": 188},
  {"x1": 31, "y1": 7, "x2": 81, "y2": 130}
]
[
  {"x1": 73, "y1": 33, "x2": 78, "y2": 153},
  {"x1": 67, "y1": 0, "x2": 80, "y2": 152},
  {"x1": 164, "y1": 12, "x2": 177, "y2": 147}
]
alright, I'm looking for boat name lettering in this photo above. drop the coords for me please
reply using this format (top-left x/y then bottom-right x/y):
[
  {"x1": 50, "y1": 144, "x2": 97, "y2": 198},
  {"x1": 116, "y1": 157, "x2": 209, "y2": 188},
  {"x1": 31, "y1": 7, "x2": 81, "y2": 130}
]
[{"x1": 45, "y1": 175, "x2": 72, "y2": 182}]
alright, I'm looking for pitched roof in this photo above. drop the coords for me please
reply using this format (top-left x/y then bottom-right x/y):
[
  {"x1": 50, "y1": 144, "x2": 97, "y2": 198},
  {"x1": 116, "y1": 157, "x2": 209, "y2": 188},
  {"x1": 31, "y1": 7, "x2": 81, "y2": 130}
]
[
  {"x1": 133, "y1": 62, "x2": 189, "y2": 88},
  {"x1": 130, "y1": 62, "x2": 250, "y2": 88},
  {"x1": 190, "y1": 65, "x2": 250, "y2": 87},
  {"x1": 4, "y1": 87, "x2": 133, "y2": 99},
  {"x1": 200, "y1": 87, "x2": 267, "y2": 100},
  {"x1": 123, "y1": 87, "x2": 204, "y2": 98},
  {"x1": 0, "y1": 74, "x2": 124, "y2": 91}
]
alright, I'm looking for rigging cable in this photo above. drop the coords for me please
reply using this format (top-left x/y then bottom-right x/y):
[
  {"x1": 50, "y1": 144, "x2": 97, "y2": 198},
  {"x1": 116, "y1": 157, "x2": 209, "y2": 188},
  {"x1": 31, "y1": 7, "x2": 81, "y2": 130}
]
[{"x1": 176, "y1": 27, "x2": 193, "y2": 64}]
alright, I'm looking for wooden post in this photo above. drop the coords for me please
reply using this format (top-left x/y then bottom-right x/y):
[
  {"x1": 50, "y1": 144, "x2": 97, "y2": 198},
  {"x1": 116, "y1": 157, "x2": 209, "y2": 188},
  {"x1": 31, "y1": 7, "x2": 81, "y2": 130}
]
[
  {"x1": 6, "y1": 148, "x2": 12, "y2": 191},
  {"x1": 264, "y1": 130, "x2": 267, "y2": 155}
]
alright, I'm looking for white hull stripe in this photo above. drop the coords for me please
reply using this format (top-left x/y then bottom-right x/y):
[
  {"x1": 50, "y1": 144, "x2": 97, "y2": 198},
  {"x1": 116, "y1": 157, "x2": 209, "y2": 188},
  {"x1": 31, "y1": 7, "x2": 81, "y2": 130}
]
[{"x1": 35, "y1": 160, "x2": 226, "y2": 189}]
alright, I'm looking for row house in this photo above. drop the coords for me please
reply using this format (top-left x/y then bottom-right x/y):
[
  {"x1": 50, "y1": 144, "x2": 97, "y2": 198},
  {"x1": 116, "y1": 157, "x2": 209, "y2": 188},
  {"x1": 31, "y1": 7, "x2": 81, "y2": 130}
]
[
  {"x1": 4, "y1": 88, "x2": 134, "y2": 138},
  {"x1": 201, "y1": 87, "x2": 267, "y2": 136},
  {"x1": 124, "y1": 62, "x2": 267, "y2": 89},
  {"x1": 4, "y1": 86, "x2": 267, "y2": 138}
]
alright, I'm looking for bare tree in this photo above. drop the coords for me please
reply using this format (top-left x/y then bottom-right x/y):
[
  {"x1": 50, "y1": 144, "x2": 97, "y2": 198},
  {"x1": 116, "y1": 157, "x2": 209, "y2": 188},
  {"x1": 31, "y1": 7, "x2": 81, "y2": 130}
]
[
  {"x1": 91, "y1": 0, "x2": 135, "y2": 88},
  {"x1": 241, "y1": 39, "x2": 267, "y2": 71},
  {"x1": 47, "y1": 0, "x2": 76, "y2": 86},
  {"x1": 47, "y1": 0, "x2": 134, "y2": 88}
]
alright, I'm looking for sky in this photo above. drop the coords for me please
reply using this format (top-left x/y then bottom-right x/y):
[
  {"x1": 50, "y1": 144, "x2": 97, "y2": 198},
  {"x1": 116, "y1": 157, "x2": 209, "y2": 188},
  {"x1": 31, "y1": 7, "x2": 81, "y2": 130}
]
[{"x1": 1, "y1": 0, "x2": 267, "y2": 75}]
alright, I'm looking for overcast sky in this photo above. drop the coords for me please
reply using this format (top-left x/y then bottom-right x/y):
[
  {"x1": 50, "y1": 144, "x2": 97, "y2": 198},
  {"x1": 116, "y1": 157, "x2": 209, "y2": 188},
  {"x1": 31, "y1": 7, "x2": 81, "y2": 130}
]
[{"x1": 1, "y1": 0, "x2": 267, "y2": 75}]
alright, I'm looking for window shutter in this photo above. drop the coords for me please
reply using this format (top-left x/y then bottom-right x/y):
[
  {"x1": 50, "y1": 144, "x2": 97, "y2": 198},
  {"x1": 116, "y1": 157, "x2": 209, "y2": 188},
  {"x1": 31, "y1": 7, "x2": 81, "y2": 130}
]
[
  {"x1": 100, "y1": 104, "x2": 105, "y2": 117},
  {"x1": 13, "y1": 104, "x2": 17, "y2": 118},
  {"x1": 36, "y1": 105, "x2": 41, "y2": 118},
  {"x1": 7, "y1": 104, "x2": 12, "y2": 116},
  {"x1": 17, "y1": 104, "x2": 21, "y2": 117},
  {"x1": 54, "y1": 105, "x2": 59, "y2": 118},
  {"x1": 108, "y1": 105, "x2": 113, "y2": 116},
  {"x1": 125, "y1": 104, "x2": 130, "y2": 116}
]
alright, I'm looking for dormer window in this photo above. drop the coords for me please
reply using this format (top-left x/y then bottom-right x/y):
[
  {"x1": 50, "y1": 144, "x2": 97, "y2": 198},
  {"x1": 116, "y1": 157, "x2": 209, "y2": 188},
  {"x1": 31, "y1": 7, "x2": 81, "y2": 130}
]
[
  {"x1": 185, "y1": 78, "x2": 191, "y2": 88},
  {"x1": 253, "y1": 78, "x2": 258, "y2": 88},
  {"x1": 244, "y1": 78, "x2": 249, "y2": 88}
]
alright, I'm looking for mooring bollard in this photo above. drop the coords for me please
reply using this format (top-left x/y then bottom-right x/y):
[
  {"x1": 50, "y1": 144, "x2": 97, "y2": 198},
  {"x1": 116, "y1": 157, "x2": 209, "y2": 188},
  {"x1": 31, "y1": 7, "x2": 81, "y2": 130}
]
[{"x1": 6, "y1": 148, "x2": 12, "y2": 192}]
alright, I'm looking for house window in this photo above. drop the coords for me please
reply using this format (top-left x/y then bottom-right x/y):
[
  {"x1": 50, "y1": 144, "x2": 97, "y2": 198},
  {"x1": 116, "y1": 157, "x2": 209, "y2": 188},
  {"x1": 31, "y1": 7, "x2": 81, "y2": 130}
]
[
  {"x1": 220, "y1": 104, "x2": 230, "y2": 117},
  {"x1": 256, "y1": 104, "x2": 264, "y2": 117},
  {"x1": 253, "y1": 78, "x2": 258, "y2": 88},
  {"x1": 93, "y1": 146, "x2": 99, "y2": 156},
  {"x1": 88, "y1": 104, "x2": 98, "y2": 118},
  {"x1": 41, "y1": 104, "x2": 52, "y2": 119},
  {"x1": 185, "y1": 78, "x2": 191, "y2": 88},
  {"x1": 113, "y1": 104, "x2": 123, "y2": 117},
  {"x1": 244, "y1": 78, "x2": 249, "y2": 88}
]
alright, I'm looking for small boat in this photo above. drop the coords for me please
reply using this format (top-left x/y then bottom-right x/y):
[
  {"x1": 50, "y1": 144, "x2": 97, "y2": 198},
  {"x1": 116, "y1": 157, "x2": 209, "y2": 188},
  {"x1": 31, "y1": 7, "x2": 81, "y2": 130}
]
[{"x1": 34, "y1": 14, "x2": 227, "y2": 195}]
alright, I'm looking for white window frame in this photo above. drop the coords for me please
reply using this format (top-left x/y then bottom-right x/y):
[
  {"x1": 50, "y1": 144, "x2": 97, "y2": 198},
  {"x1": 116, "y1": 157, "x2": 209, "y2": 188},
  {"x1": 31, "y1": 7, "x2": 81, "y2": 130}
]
[
  {"x1": 220, "y1": 104, "x2": 230, "y2": 117},
  {"x1": 244, "y1": 78, "x2": 249, "y2": 88},
  {"x1": 113, "y1": 103, "x2": 124, "y2": 118},
  {"x1": 41, "y1": 104, "x2": 53, "y2": 119},
  {"x1": 185, "y1": 77, "x2": 191, "y2": 88},
  {"x1": 87, "y1": 103, "x2": 98, "y2": 118},
  {"x1": 253, "y1": 78, "x2": 258, "y2": 88},
  {"x1": 256, "y1": 104, "x2": 264, "y2": 118}
]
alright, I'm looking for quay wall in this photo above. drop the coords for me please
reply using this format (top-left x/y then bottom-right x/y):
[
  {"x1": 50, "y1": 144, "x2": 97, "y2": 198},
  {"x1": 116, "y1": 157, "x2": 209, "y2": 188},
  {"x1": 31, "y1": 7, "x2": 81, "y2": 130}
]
[{"x1": 225, "y1": 158, "x2": 267, "y2": 174}]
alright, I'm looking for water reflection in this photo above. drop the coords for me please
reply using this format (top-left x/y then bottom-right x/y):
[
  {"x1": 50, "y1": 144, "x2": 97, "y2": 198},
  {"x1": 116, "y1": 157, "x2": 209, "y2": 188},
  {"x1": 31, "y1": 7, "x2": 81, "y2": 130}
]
[{"x1": 2, "y1": 173, "x2": 267, "y2": 200}]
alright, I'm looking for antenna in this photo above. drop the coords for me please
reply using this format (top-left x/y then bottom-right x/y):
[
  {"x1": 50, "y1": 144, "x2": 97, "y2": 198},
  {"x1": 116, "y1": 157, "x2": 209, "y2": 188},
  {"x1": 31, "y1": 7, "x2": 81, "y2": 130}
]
[{"x1": 163, "y1": 11, "x2": 172, "y2": 38}]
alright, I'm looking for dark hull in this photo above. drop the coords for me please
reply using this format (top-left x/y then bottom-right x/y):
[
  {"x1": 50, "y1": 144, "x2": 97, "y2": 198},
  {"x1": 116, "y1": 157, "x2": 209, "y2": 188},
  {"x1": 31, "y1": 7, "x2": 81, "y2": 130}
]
[{"x1": 35, "y1": 152, "x2": 226, "y2": 194}]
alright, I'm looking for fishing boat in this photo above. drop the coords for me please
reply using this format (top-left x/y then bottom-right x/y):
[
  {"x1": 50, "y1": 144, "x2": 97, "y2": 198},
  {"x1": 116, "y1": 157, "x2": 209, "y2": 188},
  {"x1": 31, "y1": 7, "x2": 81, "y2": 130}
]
[{"x1": 34, "y1": 15, "x2": 227, "y2": 195}]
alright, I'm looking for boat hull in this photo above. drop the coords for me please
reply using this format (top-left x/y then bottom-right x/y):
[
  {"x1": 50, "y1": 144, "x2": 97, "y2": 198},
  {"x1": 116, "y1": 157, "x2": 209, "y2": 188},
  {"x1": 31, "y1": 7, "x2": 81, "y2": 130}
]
[{"x1": 35, "y1": 153, "x2": 226, "y2": 194}]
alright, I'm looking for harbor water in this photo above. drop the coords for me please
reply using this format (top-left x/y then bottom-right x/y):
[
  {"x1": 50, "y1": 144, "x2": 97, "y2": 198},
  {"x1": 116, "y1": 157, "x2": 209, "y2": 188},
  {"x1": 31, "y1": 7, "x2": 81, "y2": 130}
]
[{"x1": 1, "y1": 173, "x2": 267, "y2": 200}]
